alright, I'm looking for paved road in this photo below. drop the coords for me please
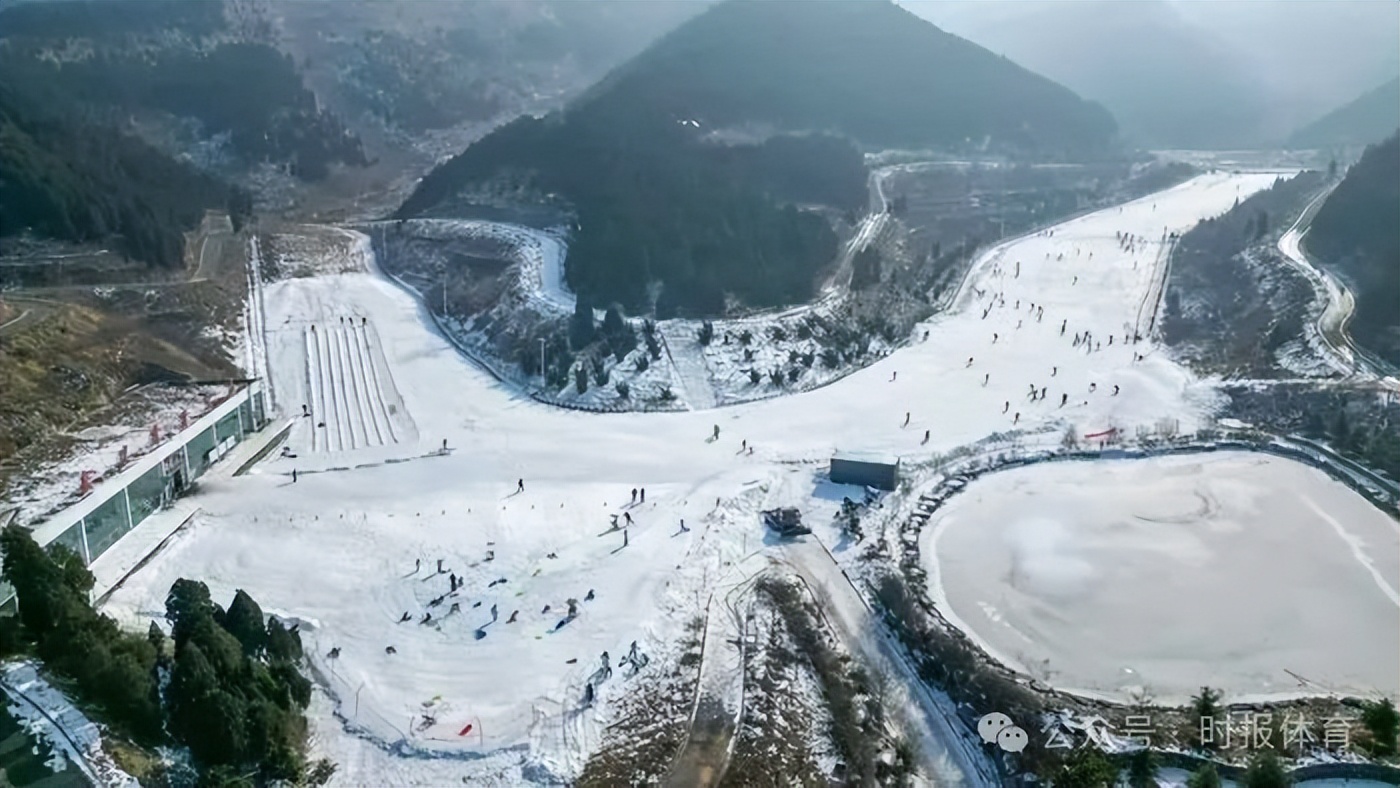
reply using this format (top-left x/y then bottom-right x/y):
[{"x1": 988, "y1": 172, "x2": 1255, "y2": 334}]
[
  {"x1": 1277, "y1": 185, "x2": 1400, "y2": 390},
  {"x1": 781, "y1": 538, "x2": 997, "y2": 788}
]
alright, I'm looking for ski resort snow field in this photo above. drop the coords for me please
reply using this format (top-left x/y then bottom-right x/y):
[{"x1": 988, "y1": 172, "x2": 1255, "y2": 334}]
[
  {"x1": 95, "y1": 170, "x2": 1367, "y2": 784},
  {"x1": 923, "y1": 451, "x2": 1400, "y2": 705}
]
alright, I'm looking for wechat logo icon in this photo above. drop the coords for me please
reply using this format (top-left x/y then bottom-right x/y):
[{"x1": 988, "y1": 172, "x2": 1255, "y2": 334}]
[{"x1": 978, "y1": 711, "x2": 1029, "y2": 753}]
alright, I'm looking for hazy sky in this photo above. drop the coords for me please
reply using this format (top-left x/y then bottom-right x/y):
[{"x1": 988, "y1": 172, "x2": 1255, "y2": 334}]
[{"x1": 904, "y1": 0, "x2": 1399, "y2": 143}]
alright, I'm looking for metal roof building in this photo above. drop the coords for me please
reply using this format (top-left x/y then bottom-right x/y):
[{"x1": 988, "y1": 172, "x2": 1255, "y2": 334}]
[{"x1": 829, "y1": 450, "x2": 901, "y2": 491}]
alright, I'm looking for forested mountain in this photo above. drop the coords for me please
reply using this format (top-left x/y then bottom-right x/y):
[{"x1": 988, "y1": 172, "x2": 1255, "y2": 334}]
[
  {"x1": 399, "y1": 0, "x2": 1115, "y2": 317},
  {"x1": 1288, "y1": 78, "x2": 1400, "y2": 150},
  {"x1": 0, "y1": 79, "x2": 251, "y2": 269},
  {"x1": 0, "y1": 0, "x2": 367, "y2": 181},
  {"x1": 1307, "y1": 133, "x2": 1400, "y2": 367},
  {"x1": 573, "y1": 0, "x2": 1116, "y2": 153}
]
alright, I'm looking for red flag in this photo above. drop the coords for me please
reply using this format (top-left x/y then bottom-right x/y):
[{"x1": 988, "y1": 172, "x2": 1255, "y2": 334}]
[{"x1": 458, "y1": 724, "x2": 473, "y2": 737}]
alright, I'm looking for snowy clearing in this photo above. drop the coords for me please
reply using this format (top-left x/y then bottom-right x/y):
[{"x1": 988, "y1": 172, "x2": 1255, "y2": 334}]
[
  {"x1": 923, "y1": 451, "x2": 1400, "y2": 705},
  {"x1": 94, "y1": 171, "x2": 1363, "y2": 785}
]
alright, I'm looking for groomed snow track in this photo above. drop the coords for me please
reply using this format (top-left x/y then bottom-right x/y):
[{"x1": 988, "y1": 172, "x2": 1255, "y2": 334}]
[{"x1": 305, "y1": 320, "x2": 412, "y2": 453}]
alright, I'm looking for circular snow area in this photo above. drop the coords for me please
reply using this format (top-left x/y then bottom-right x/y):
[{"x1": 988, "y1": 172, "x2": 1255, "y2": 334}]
[{"x1": 922, "y1": 451, "x2": 1399, "y2": 704}]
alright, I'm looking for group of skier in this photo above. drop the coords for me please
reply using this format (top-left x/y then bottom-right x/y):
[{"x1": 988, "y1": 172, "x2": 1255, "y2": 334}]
[{"x1": 956, "y1": 234, "x2": 1153, "y2": 431}]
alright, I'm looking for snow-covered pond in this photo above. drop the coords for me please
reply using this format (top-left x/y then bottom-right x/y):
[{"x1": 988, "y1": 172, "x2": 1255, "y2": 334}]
[{"x1": 922, "y1": 451, "x2": 1400, "y2": 704}]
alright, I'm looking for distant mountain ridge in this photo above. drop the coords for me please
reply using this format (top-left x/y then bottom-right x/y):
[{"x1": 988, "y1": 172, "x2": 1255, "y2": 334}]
[
  {"x1": 571, "y1": 0, "x2": 1117, "y2": 153},
  {"x1": 908, "y1": 0, "x2": 1273, "y2": 148},
  {"x1": 1288, "y1": 78, "x2": 1400, "y2": 149},
  {"x1": 399, "y1": 0, "x2": 1117, "y2": 317}
]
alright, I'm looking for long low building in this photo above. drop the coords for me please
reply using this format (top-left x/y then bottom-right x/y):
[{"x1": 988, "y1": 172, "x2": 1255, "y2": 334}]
[
  {"x1": 830, "y1": 450, "x2": 901, "y2": 491},
  {"x1": 1, "y1": 380, "x2": 270, "y2": 607}
]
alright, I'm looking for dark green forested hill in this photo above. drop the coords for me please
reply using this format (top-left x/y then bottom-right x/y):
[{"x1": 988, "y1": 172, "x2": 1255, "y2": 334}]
[
  {"x1": 401, "y1": 110, "x2": 858, "y2": 317},
  {"x1": 1288, "y1": 78, "x2": 1400, "y2": 149},
  {"x1": 0, "y1": 0, "x2": 365, "y2": 181},
  {"x1": 0, "y1": 80, "x2": 251, "y2": 269},
  {"x1": 398, "y1": 0, "x2": 1116, "y2": 317},
  {"x1": 575, "y1": 0, "x2": 1117, "y2": 153},
  {"x1": 1307, "y1": 133, "x2": 1400, "y2": 367}
]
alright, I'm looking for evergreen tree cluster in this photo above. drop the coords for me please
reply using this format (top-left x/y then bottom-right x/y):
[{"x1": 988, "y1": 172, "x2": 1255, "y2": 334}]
[
  {"x1": 1306, "y1": 132, "x2": 1400, "y2": 368},
  {"x1": 0, "y1": 526, "x2": 162, "y2": 740},
  {"x1": 0, "y1": 79, "x2": 252, "y2": 269},
  {"x1": 0, "y1": 526, "x2": 312, "y2": 784},
  {"x1": 164, "y1": 579, "x2": 311, "y2": 782}
]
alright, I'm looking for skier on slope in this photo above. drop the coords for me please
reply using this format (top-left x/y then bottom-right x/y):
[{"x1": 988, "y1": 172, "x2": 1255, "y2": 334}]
[
  {"x1": 966, "y1": 357, "x2": 974, "y2": 367},
  {"x1": 631, "y1": 488, "x2": 637, "y2": 504},
  {"x1": 640, "y1": 488, "x2": 645, "y2": 503},
  {"x1": 1113, "y1": 385, "x2": 1120, "y2": 396},
  {"x1": 983, "y1": 373, "x2": 990, "y2": 386},
  {"x1": 517, "y1": 479, "x2": 525, "y2": 493},
  {"x1": 922, "y1": 430, "x2": 930, "y2": 445},
  {"x1": 1003, "y1": 401, "x2": 1010, "y2": 414},
  {"x1": 902, "y1": 413, "x2": 910, "y2": 428},
  {"x1": 713, "y1": 424, "x2": 720, "y2": 440},
  {"x1": 1061, "y1": 393, "x2": 1068, "y2": 407},
  {"x1": 491, "y1": 604, "x2": 498, "y2": 622}
]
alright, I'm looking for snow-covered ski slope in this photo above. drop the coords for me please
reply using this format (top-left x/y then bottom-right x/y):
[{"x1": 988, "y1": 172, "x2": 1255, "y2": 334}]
[{"x1": 100, "y1": 172, "x2": 1301, "y2": 785}]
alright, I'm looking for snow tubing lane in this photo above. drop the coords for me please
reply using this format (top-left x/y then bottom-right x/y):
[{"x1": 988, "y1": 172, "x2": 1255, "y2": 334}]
[{"x1": 303, "y1": 321, "x2": 412, "y2": 453}]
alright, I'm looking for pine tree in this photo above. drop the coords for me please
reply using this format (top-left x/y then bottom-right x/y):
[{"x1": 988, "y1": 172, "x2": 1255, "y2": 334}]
[
  {"x1": 1187, "y1": 764, "x2": 1222, "y2": 788},
  {"x1": 1190, "y1": 686, "x2": 1223, "y2": 750},
  {"x1": 1126, "y1": 749, "x2": 1158, "y2": 788},
  {"x1": 224, "y1": 589, "x2": 267, "y2": 656},
  {"x1": 1362, "y1": 698, "x2": 1399, "y2": 755},
  {"x1": 1045, "y1": 747, "x2": 1118, "y2": 788},
  {"x1": 1241, "y1": 750, "x2": 1290, "y2": 788},
  {"x1": 569, "y1": 297, "x2": 596, "y2": 349}
]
